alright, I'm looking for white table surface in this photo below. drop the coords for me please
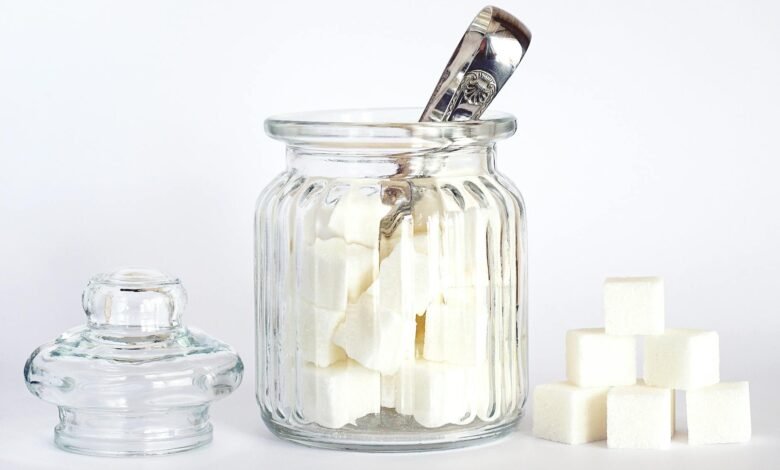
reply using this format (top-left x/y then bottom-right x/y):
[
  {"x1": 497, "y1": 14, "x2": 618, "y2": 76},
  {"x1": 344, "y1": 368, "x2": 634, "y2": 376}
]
[{"x1": 2, "y1": 380, "x2": 777, "y2": 470}]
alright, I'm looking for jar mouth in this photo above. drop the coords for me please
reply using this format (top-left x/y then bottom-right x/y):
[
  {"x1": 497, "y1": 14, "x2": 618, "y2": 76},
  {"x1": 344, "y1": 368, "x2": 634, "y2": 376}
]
[{"x1": 264, "y1": 107, "x2": 516, "y2": 151}]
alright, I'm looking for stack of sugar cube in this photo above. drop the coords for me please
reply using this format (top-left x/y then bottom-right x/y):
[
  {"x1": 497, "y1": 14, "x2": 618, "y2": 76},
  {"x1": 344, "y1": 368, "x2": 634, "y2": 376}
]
[
  {"x1": 291, "y1": 184, "x2": 504, "y2": 429},
  {"x1": 533, "y1": 276, "x2": 751, "y2": 448}
]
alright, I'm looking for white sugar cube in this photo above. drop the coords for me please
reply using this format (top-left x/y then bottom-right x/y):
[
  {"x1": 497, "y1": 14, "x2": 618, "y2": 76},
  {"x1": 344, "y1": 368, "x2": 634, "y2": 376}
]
[
  {"x1": 332, "y1": 287, "x2": 416, "y2": 375},
  {"x1": 532, "y1": 382, "x2": 609, "y2": 445},
  {"x1": 644, "y1": 329, "x2": 719, "y2": 390},
  {"x1": 392, "y1": 359, "x2": 493, "y2": 424},
  {"x1": 687, "y1": 382, "x2": 751, "y2": 445},
  {"x1": 377, "y1": 238, "x2": 436, "y2": 316},
  {"x1": 604, "y1": 276, "x2": 664, "y2": 335},
  {"x1": 423, "y1": 287, "x2": 489, "y2": 365},
  {"x1": 566, "y1": 328, "x2": 636, "y2": 387},
  {"x1": 412, "y1": 362, "x2": 473, "y2": 428},
  {"x1": 327, "y1": 184, "x2": 389, "y2": 247},
  {"x1": 607, "y1": 383, "x2": 674, "y2": 449},
  {"x1": 299, "y1": 238, "x2": 377, "y2": 312},
  {"x1": 393, "y1": 360, "x2": 473, "y2": 428},
  {"x1": 332, "y1": 234, "x2": 435, "y2": 375},
  {"x1": 300, "y1": 360, "x2": 380, "y2": 429},
  {"x1": 297, "y1": 301, "x2": 346, "y2": 367},
  {"x1": 408, "y1": 203, "x2": 500, "y2": 290}
]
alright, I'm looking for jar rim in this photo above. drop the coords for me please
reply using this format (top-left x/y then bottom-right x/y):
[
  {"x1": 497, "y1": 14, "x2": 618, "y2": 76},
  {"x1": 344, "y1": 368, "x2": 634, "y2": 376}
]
[{"x1": 264, "y1": 107, "x2": 516, "y2": 150}]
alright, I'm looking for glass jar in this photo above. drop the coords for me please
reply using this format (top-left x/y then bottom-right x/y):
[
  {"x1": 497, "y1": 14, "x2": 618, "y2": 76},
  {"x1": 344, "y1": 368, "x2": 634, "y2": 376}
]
[{"x1": 256, "y1": 108, "x2": 527, "y2": 451}]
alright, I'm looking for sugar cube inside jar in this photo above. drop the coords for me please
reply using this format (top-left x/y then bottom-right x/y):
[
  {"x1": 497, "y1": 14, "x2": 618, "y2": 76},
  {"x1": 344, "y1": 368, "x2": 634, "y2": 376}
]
[{"x1": 255, "y1": 108, "x2": 527, "y2": 451}]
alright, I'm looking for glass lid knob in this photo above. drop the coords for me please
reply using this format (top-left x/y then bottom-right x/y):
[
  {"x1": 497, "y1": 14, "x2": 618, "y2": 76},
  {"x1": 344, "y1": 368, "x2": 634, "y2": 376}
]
[{"x1": 82, "y1": 267, "x2": 186, "y2": 331}]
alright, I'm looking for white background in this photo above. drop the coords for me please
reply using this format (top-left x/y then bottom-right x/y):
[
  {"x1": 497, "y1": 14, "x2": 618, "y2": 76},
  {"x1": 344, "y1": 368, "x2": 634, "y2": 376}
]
[{"x1": 1, "y1": 0, "x2": 778, "y2": 468}]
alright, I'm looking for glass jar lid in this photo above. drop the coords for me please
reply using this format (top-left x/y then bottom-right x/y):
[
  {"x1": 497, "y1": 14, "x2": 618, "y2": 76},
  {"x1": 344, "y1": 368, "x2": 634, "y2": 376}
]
[{"x1": 23, "y1": 267, "x2": 244, "y2": 456}]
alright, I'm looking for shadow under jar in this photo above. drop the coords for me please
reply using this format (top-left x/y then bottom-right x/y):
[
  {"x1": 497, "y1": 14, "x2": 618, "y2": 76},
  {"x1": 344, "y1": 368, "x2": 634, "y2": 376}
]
[{"x1": 256, "y1": 108, "x2": 527, "y2": 452}]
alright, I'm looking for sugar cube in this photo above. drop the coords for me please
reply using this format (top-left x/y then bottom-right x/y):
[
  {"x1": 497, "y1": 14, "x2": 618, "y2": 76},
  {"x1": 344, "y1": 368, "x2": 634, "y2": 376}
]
[
  {"x1": 566, "y1": 328, "x2": 636, "y2": 387},
  {"x1": 332, "y1": 286, "x2": 417, "y2": 375},
  {"x1": 376, "y1": 238, "x2": 436, "y2": 316},
  {"x1": 332, "y1": 230, "x2": 440, "y2": 374},
  {"x1": 297, "y1": 300, "x2": 346, "y2": 367},
  {"x1": 327, "y1": 184, "x2": 389, "y2": 247},
  {"x1": 299, "y1": 238, "x2": 376, "y2": 312},
  {"x1": 644, "y1": 329, "x2": 719, "y2": 390},
  {"x1": 532, "y1": 382, "x2": 609, "y2": 445},
  {"x1": 393, "y1": 359, "x2": 494, "y2": 423},
  {"x1": 300, "y1": 360, "x2": 380, "y2": 429},
  {"x1": 687, "y1": 382, "x2": 751, "y2": 445},
  {"x1": 423, "y1": 287, "x2": 489, "y2": 365},
  {"x1": 607, "y1": 383, "x2": 674, "y2": 449},
  {"x1": 604, "y1": 276, "x2": 664, "y2": 335},
  {"x1": 393, "y1": 360, "x2": 474, "y2": 428}
]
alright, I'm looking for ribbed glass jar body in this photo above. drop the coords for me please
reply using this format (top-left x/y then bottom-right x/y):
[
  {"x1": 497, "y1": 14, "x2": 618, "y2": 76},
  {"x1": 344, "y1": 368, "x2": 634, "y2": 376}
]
[{"x1": 256, "y1": 109, "x2": 527, "y2": 451}]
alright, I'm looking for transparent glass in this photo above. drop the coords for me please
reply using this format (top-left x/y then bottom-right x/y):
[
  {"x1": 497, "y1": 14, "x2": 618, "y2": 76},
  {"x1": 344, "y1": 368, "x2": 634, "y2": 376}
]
[
  {"x1": 256, "y1": 108, "x2": 527, "y2": 451},
  {"x1": 24, "y1": 268, "x2": 244, "y2": 456}
]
